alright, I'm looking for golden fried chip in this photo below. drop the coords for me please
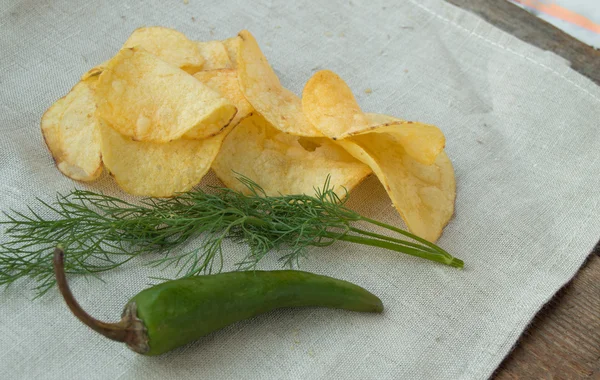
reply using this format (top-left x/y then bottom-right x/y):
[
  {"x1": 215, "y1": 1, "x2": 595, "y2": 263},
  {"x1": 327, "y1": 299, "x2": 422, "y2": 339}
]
[
  {"x1": 351, "y1": 120, "x2": 445, "y2": 166},
  {"x1": 302, "y1": 70, "x2": 445, "y2": 165},
  {"x1": 193, "y1": 69, "x2": 253, "y2": 129},
  {"x1": 336, "y1": 114, "x2": 456, "y2": 242},
  {"x1": 41, "y1": 78, "x2": 102, "y2": 181},
  {"x1": 222, "y1": 36, "x2": 241, "y2": 68},
  {"x1": 81, "y1": 27, "x2": 203, "y2": 79},
  {"x1": 123, "y1": 26, "x2": 204, "y2": 73},
  {"x1": 237, "y1": 30, "x2": 322, "y2": 137},
  {"x1": 302, "y1": 70, "x2": 454, "y2": 240},
  {"x1": 99, "y1": 120, "x2": 225, "y2": 197},
  {"x1": 302, "y1": 70, "x2": 369, "y2": 137},
  {"x1": 212, "y1": 114, "x2": 371, "y2": 196},
  {"x1": 81, "y1": 61, "x2": 108, "y2": 81},
  {"x1": 95, "y1": 47, "x2": 236, "y2": 142},
  {"x1": 363, "y1": 113, "x2": 404, "y2": 124},
  {"x1": 195, "y1": 40, "x2": 232, "y2": 70}
]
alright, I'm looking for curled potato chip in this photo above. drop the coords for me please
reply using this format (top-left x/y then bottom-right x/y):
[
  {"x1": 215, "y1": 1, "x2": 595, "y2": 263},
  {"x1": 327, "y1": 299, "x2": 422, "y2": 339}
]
[
  {"x1": 123, "y1": 27, "x2": 204, "y2": 73},
  {"x1": 351, "y1": 119, "x2": 445, "y2": 166},
  {"x1": 195, "y1": 40, "x2": 232, "y2": 70},
  {"x1": 303, "y1": 70, "x2": 445, "y2": 165},
  {"x1": 337, "y1": 114, "x2": 455, "y2": 242},
  {"x1": 193, "y1": 69, "x2": 254, "y2": 129},
  {"x1": 363, "y1": 112, "x2": 442, "y2": 164},
  {"x1": 41, "y1": 78, "x2": 102, "y2": 181},
  {"x1": 302, "y1": 70, "x2": 369, "y2": 137},
  {"x1": 99, "y1": 120, "x2": 225, "y2": 197},
  {"x1": 222, "y1": 36, "x2": 241, "y2": 68},
  {"x1": 237, "y1": 30, "x2": 322, "y2": 137},
  {"x1": 212, "y1": 114, "x2": 371, "y2": 196},
  {"x1": 302, "y1": 70, "x2": 454, "y2": 240},
  {"x1": 81, "y1": 27, "x2": 204, "y2": 80},
  {"x1": 95, "y1": 47, "x2": 236, "y2": 142}
]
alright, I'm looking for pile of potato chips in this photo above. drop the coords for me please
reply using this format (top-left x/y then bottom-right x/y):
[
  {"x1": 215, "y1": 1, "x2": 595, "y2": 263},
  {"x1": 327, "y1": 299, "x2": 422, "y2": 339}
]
[{"x1": 41, "y1": 27, "x2": 455, "y2": 242}]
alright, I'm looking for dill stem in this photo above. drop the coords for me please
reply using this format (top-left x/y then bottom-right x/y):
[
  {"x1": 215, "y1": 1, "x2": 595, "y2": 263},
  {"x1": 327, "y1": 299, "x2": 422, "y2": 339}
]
[
  {"x1": 348, "y1": 227, "x2": 439, "y2": 254},
  {"x1": 241, "y1": 216, "x2": 270, "y2": 228},
  {"x1": 360, "y1": 217, "x2": 455, "y2": 260},
  {"x1": 329, "y1": 233, "x2": 464, "y2": 268}
]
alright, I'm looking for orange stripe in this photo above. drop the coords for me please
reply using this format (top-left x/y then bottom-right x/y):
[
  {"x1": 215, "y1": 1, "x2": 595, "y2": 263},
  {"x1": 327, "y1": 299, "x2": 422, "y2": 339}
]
[{"x1": 513, "y1": 0, "x2": 600, "y2": 33}]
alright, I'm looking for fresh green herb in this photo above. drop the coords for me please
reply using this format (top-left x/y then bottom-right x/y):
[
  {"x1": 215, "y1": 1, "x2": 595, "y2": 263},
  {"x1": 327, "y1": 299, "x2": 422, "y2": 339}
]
[{"x1": 0, "y1": 177, "x2": 463, "y2": 296}]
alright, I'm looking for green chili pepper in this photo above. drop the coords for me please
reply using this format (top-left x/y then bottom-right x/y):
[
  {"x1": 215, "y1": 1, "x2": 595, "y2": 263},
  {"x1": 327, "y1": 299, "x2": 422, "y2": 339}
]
[{"x1": 53, "y1": 247, "x2": 383, "y2": 356}]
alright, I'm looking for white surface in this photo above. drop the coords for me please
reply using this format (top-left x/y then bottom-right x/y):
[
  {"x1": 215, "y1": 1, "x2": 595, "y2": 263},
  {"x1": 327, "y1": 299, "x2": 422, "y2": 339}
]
[{"x1": 1, "y1": 0, "x2": 599, "y2": 379}]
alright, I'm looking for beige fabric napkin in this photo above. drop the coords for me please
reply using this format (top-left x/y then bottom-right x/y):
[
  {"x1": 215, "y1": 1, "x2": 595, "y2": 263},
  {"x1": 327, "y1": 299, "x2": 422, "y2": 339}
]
[{"x1": 1, "y1": 0, "x2": 598, "y2": 378}]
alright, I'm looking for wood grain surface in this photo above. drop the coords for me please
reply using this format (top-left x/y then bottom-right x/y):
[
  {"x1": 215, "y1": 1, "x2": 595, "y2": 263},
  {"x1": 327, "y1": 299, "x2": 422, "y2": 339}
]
[
  {"x1": 444, "y1": 1, "x2": 600, "y2": 379},
  {"x1": 445, "y1": 0, "x2": 600, "y2": 86}
]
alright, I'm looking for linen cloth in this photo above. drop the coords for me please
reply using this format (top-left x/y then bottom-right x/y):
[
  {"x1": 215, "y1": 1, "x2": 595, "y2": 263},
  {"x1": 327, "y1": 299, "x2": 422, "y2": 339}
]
[{"x1": 1, "y1": 0, "x2": 599, "y2": 379}]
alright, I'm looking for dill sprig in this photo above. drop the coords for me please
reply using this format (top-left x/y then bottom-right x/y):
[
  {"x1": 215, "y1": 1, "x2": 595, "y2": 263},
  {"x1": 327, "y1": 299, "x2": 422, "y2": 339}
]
[{"x1": 0, "y1": 176, "x2": 463, "y2": 296}]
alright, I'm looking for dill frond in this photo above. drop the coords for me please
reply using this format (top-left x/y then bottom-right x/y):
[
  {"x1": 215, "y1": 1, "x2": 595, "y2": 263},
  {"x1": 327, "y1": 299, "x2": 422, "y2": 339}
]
[{"x1": 0, "y1": 176, "x2": 462, "y2": 296}]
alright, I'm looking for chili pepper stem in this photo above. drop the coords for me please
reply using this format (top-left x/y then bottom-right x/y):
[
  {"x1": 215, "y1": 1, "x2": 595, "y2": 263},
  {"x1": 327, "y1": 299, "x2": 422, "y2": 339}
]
[{"x1": 53, "y1": 246, "x2": 149, "y2": 354}]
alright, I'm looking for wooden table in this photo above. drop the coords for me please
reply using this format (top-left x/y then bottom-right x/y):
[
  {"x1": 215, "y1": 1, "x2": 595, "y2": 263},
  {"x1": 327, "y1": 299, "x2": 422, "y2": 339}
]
[{"x1": 444, "y1": 1, "x2": 600, "y2": 378}]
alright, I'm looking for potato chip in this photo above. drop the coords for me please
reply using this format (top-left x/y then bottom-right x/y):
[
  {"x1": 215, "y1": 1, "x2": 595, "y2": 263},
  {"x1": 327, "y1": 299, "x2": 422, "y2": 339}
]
[
  {"x1": 363, "y1": 113, "x2": 404, "y2": 125},
  {"x1": 302, "y1": 70, "x2": 454, "y2": 240},
  {"x1": 95, "y1": 47, "x2": 236, "y2": 142},
  {"x1": 81, "y1": 27, "x2": 203, "y2": 79},
  {"x1": 358, "y1": 113, "x2": 445, "y2": 165},
  {"x1": 41, "y1": 78, "x2": 102, "y2": 181},
  {"x1": 302, "y1": 70, "x2": 370, "y2": 137},
  {"x1": 123, "y1": 27, "x2": 204, "y2": 73},
  {"x1": 237, "y1": 30, "x2": 322, "y2": 137},
  {"x1": 336, "y1": 114, "x2": 455, "y2": 242},
  {"x1": 195, "y1": 40, "x2": 232, "y2": 70},
  {"x1": 352, "y1": 121, "x2": 445, "y2": 166},
  {"x1": 99, "y1": 120, "x2": 225, "y2": 197},
  {"x1": 303, "y1": 70, "x2": 445, "y2": 165},
  {"x1": 222, "y1": 36, "x2": 241, "y2": 68},
  {"x1": 81, "y1": 61, "x2": 108, "y2": 81},
  {"x1": 193, "y1": 69, "x2": 253, "y2": 129},
  {"x1": 212, "y1": 114, "x2": 371, "y2": 196}
]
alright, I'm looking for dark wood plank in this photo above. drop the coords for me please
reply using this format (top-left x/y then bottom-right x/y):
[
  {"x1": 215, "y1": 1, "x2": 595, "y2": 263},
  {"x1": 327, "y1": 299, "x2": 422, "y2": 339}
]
[
  {"x1": 495, "y1": 254, "x2": 600, "y2": 379},
  {"x1": 442, "y1": 1, "x2": 600, "y2": 379},
  {"x1": 445, "y1": 0, "x2": 600, "y2": 86}
]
